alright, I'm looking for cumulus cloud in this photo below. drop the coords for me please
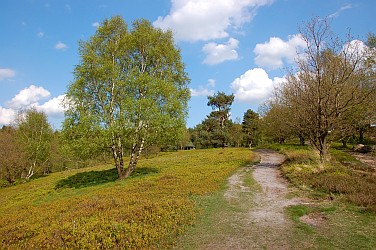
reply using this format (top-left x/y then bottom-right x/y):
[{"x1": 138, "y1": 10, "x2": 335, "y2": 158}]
[
  {"x1": 254, "y1": 34, "x2": 306, "y2": 69},
  {"x1": 202, "y1": 38, "x2": 239, "y2": 65},
  {"x1": 153, "y1": 0, "x2": 273, "y2": 42},
  {"x1": 343, "y1": 39, "x2": 367, "y2": 56},
  {"x1": 36, "y1": 94, "x2": 66, "y2": 117},
  {"x1": 0, "y1": 68, "x2": 16, "y2": 80},
  {"x1": 0, "y1": 107, "x2": 16, "y2": 124},
  {"x1": 190, "y1": 79, "x2": 216, "y2": 97},
  {"x1": 7, "y1": 85, "x2": 50, "y2": 109},
  {"x1": 55, "y1": 41, "x2": 69, "y2": 50},
  {"x1": 230, "y1": 68, "x2": 284, "y2": 103},
  {"x1": 0, "y1": 85, "x2": 66, "y2": 125}
]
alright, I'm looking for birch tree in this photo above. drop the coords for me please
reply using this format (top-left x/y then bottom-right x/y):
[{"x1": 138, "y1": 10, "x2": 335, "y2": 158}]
[
  {"x1": 16, "y1": 108, "x2": 53, "y2": 179},
  {"x1": 63, "y1": 16, "x2": 190, "y2": 179}
]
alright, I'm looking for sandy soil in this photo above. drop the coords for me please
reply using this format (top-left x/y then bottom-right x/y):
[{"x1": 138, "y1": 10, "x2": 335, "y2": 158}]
[
  {"x1": 349, "y1": 152, "x2": 376, "y2": 169},
  {"x1": 203, "y1": 149, "x2": 303, "y2": 249}
]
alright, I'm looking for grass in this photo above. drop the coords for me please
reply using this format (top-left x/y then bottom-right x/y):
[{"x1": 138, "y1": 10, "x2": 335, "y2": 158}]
[
  {"x1": 287, "y1": 203, "x2": 376, "y2": 249},
  {"x1": 269, "y1": 143, "x2": 376, "y2": 211},
  {"x1": 271, "y1": 143, "x2": 376, "y2": 249},
  {"x1": 174, "y1": 166, "x2": 260, "y2": 249},
  {"x1": 176, "y1": 145, "x2": 376, "y2": 249},
  {"x1": 0, "y1": 148, "x2": 254, "y2": 249}
]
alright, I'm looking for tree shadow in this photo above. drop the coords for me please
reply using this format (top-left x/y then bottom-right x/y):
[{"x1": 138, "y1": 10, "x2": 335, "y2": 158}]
[{"x1": 55, "y1": 167, "x2": 159, "y2": 189}]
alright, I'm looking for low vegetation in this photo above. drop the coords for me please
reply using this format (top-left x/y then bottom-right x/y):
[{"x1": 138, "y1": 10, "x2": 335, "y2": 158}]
[
  {"x1": 269, "y1": 144, "x2": 376, "y2": 211},
  {"x1": 0, "y1": 148, "x2": 254, "y2": 249},
  {"x1": 265, "y1": 143, "x2": 376, "y2": 248}
]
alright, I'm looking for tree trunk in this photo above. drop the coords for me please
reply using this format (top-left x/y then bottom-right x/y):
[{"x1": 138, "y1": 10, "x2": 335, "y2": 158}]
[
  {"x1": 317, "y1": 134, "x2": 330, "y2": 164},
  {"x1": 125, "y1": 138, "x2": 145, "y2": 178},
  {"x1": 358, "y1": 129, "x2": 364, "y2": 144},
  {"x1": 299, "y1": 135, "x2": 305, "y2": 146},
  {"x1": 341, "y1": 139, "x2": 347, "y2": 148},
  {"x1": 25, "y1": 162, "x2": 35, "y2": 180},
  {"x1": 112, "y1": 136, "x2": 126, "y2": 179}
]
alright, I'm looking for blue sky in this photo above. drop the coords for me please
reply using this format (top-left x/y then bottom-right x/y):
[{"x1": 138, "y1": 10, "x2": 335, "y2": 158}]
[{"x1": 1, "y1": 0, "x2": 375, "y2": 129}]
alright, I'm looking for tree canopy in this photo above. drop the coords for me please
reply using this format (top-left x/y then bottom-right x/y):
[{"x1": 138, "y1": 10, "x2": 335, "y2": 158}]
[
  {"x1": 268, "y1": 17, "x2": 376, "y2": 162},
  {"x1": 63, "y1": 16, "x2": 190, "y2": 179},
  {"x1": 16, "y1": 108, "x2": 53, "y2": 179}
]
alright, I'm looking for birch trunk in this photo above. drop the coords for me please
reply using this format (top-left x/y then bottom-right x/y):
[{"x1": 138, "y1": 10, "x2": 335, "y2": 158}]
[{"x1": 125, "y1": 138, "x2": 145, "y2": 178}]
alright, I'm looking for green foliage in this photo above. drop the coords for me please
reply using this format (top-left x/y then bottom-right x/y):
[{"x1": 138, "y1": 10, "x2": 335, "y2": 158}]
[
  {"x1": 287, "y1": 203, "x2": 376, "y2": 249},
  {"x1": 191, "y1": 92, "x2": 239, "y2": 149},
  {"x1": 268, "y1": 18, "x2": 376, "y2": 162},
  {"x1": 0, "y1": 148, "x2": 253, "y2": 249},
  {"x1": 16, "y1": 108, "x2": 53, "y2": 179},
  {"x1": 242, "y1": 109, "x2": 260, "y2": 147},
  {"x1": 63, "y1": 16, "x2": 190, "y2": 178}
]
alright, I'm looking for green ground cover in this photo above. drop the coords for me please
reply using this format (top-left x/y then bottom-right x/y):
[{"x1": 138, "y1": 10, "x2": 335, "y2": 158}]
[
  {"x1": 0, "y1": 148, "x2": 254, "y2": 249},
  {"x1": 270, "y1": 144, "x2": 376, "y2": 249}
]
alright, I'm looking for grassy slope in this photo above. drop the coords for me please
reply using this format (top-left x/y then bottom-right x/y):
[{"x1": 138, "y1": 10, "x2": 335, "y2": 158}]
[{"x1": 0, "y1": 148, "x2": 254, "y2": 249}]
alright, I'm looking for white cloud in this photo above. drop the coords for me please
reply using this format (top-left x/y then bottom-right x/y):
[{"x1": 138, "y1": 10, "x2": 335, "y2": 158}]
[
  {"x1": 55, "y1": 41, "x2": 68, "y2": 50},
  {"x1": 36, "y1": 94, "x2": 66, "y2": 117},
  {"x1": 328, "y1": 4, "x2": 354, "y2": 18},
  {"x1": 202, "y1": 38, "x2": 239, "y2": 65},
  {"x1": 92, "y1": 22, "x2": 100, "y2": 28},
  {"x1": 153, "y1": 0, "x2": 273, "y2": 42},
  {"x1": 254, "y1": 34, "x2": 306, "y2": 69},
  {"x1": 190, "y1": 79, "x2": 216, "y2": 97},
  {"x1": 0, "y1": 68, "x2": 16, "y2": 80},
  {"x1": 190, "y1": 87, "x2": 214, "y2": 97},
  {"x1": 0, "y1": 86, "x2": 66, "y2": 125},
  {"x1": 7, "y1": 85, "x2": 50, "y2": 109},
  {"x1": 343, "y1": 39, "x2": 367, "y2": 56},
  {"x1": 0, "y1": 107, "x2": 16, "y2": 125},
  {"x1": 231, "y1": 68, "x2": 283, "y2": 103}
]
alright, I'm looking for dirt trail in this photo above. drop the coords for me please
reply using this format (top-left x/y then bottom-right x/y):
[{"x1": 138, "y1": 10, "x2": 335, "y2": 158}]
[
  {"x1": 349, "y1": 152, "x2": 376, "y2": 169},
  {"x1": 202, "y1": 149, "x2": 302, "y2": 249}
]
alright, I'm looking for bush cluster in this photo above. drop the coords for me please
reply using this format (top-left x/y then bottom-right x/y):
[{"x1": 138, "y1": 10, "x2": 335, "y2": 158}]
[
  {"x1": 278, "y1": 144, "x2": 376, "y2": 212},
  {"x1": 0, "y1": 148, "x2": 252, "y2": 249}
]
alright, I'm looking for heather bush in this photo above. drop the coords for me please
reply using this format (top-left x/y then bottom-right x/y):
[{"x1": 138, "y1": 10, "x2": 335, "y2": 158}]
[
  {"x1": 0, "y1": 148, "x2": 253, "y2": 249},
  {"x1": 278, "y1": 144, "x2": 376, "y2": 212}
]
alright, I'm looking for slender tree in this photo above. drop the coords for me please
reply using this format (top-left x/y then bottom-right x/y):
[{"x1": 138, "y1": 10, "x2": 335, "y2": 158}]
[
  {"x1": 63, "y1": 16, "x2": 190, "y2": 179},
  {"x1": 16, "y1": 108, "x2": 53, "y2": 179}
]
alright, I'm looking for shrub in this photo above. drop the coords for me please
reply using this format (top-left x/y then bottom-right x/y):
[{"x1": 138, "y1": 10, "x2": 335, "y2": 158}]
[
  {"x1": 279, "y1": 144, "x2": 376, "y2": 212},
  {"x1": 0, "y1": 148, "x2": 253, "y2": 249}
]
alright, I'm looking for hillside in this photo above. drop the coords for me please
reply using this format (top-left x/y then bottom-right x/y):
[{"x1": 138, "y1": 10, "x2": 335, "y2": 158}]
[{"x1": 0, "y1": 148, "x2": 254, "y2": 249}]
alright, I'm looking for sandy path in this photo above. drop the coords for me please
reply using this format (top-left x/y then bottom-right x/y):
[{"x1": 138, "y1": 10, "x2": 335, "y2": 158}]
[
  {"x1": 205, "y1": 149, "x2": 301, "y2": 249},
  {"x1": 245, "y1": 149, "x2": 302, "y2": 249}
]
